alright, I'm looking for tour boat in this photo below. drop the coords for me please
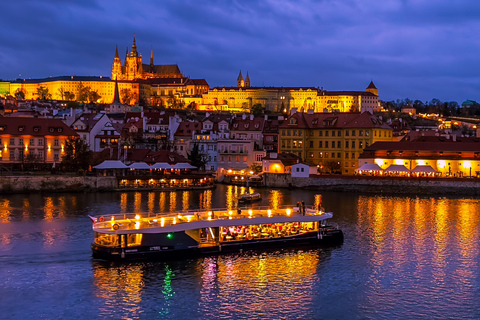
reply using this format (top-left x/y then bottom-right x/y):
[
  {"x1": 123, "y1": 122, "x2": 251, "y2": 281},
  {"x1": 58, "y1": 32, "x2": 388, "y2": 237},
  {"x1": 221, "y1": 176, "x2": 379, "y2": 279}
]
[
  {"x1": 90, "y1": 205, "x2": 343, "y2": 261},
  {"x1": 238, "y1": 192, "x2": 262, "y2": 203}
]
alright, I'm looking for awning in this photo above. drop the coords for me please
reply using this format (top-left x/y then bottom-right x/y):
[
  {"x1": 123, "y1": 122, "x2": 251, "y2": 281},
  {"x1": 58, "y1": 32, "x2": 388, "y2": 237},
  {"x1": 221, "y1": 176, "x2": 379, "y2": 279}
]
[
  {"x1": 172, "y1": 162, "x2": 197, "y2": 169},
  {"x1": 128, "y1": 162, "x2": 151, "y2": 170},
  {"x1": 385, "y1": 164, "x2": 410, "y2": 173},
  {"x1": 411, "y1": 165, "x2": 437, "y2": 173},
  {"x1": 355, "y1": 163, "x2": 383, "y2": 172},
  {"x1": 94, "y1": 160, "x2": 129, "y2": 169},
  {"x1": 151, "y1": 162, "x2": 172, "y2": 169}
]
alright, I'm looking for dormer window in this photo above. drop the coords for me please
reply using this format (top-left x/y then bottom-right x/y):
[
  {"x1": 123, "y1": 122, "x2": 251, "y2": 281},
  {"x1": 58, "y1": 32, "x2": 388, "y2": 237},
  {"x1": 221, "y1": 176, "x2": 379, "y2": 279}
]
[
  {"x1": 244, "y1": 124, "x2": 249, "y2": 129},
  {"x1": 254, "y1": 124, "x2": 259, "y2": 128},
  {"x1": 233, "y1": 123, "x2": 238, "y2": 128},
  {"x1": 0, "y1": 126, "x2": 5, "y2": 132},
  {"x1": 289, "y1": 118, "x2": 297, "y2": 125},
  {"x1": 49, "y1": 127, "x2": 55, "y2": 133},
  {"x1": 57, "y1": 128, "x2": 63, "y2": 133},
  {"x1": 33, "y1": 126, "x2": 40, "y2": 132},
  {"x1": 18, "y1": 126, "x2": 25, "y2": 132}
]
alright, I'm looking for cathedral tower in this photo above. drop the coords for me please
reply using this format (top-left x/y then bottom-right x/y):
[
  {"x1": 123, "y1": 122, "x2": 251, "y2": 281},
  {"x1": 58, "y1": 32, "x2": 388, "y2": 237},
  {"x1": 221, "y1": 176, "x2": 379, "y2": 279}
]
[
  {"x1": 237, "y1": 71, "x2": 244, "y2": 88},
  {"x1": 111, "y1": 46, "x2": 122, "y2": 80},
  {"x1": 245, "y1": 72, "x2": 250, "y2": 88}
]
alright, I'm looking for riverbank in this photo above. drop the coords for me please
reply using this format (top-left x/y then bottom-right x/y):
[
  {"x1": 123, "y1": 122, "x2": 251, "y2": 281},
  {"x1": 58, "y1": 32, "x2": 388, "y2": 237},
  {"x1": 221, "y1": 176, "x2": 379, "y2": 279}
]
[
  {"x1": 263, "y1": 173, "x2": 480, "y2": 196},
  {"x1": 2, "y1": 173, "x2": 480, "y2": 195},
  {"x1": 0, "y1": 175, "x2": 215, "y2": 194}
]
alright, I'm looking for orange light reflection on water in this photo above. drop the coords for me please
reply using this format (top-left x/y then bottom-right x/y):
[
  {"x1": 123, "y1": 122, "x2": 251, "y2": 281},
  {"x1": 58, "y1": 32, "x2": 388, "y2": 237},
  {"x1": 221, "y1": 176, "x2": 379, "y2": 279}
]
[
  {"x1": 93, "y1": 264, "x2": 144, "y2": 318},
  {"x1": 199, "y1": 251, "x2": 319, "y2": 318}
]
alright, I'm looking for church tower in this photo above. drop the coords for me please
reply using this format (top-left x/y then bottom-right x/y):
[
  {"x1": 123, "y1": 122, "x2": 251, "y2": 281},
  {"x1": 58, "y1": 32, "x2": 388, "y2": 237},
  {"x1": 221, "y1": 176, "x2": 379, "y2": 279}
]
[
  {"x1": 366, "y1": 81, "x2": 378, "y2": 96},
  {"x1": 111, "y1": 45, "x2": 122, "y2": 80},
  {"x1": 245, "y1": 72, "x2": 250, "y2": 88},
  {"x1": 237, "y1": 71, "x2": 244, "y2": 88}
]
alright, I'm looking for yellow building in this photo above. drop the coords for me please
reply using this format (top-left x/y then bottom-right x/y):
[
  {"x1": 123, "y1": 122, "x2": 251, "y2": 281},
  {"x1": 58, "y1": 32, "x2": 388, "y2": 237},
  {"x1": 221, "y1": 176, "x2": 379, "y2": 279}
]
[
  {"x1": 196, "y1": 74, "x2": 380, "y2": 114},
  {"x1": 9, "y1": 76, "x2": 140, "y2": 104},
  {"x1": 278, "y1": 111, "x2": 393, "y2": 174}
]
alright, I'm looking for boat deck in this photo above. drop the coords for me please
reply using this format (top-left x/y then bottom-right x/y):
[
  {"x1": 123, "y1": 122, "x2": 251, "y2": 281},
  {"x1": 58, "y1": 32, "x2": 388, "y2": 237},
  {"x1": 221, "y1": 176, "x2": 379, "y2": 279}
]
[{"x1": 92, "y1": 206, "x2": 330, "y2": 233}]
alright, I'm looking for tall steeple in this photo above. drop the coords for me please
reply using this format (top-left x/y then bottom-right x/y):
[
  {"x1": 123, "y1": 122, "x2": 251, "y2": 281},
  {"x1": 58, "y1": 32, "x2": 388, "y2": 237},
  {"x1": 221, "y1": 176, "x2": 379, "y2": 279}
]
[
  {"x1": 245, "y1": 72, "x2": 250, "y2": 88},
  {"x1": 131, "y1": 34, "x2": 138, "y2": 57},
  {"x1": 150, "y1": 47, "x2": 154, "y2": 67},
  {"x1": 112, "y1": 78, "x2": 121, "y2": 104},
  {"x1": 237, "y1": 71, "x2": 244, "y2": 88},
  {"x1": 115, "y1": 45, "x2": 119, "y2": 59}
]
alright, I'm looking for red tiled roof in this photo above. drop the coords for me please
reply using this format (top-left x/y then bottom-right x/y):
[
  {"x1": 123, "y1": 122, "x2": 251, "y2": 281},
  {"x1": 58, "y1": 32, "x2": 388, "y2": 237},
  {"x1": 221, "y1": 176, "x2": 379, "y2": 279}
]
[
  {"x1": 231, "y1": 117, "x2": 264, "y2": 132},
  {"x1": 364, "y1": 140, "x2": 480, "y2": 152},
  {"x1": 0, "y1": 117, "x2": 78, "y2": 136},
  {"x1": 174, "y1": 121, "x2": 202, "y2": 137}
]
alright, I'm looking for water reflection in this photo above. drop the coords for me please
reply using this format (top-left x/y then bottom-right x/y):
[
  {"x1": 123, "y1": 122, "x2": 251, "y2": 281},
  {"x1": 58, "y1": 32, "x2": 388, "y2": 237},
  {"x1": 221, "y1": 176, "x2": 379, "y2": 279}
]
[
  {"x1": 269, "y1": 190, "x2": 283, "y2": 209},
  {"x1": 357, "y1": 196, "x2": 480, "y2": 318},
  {"x1": 93, "y1": 263, "x2": 144, "y2": 319}
]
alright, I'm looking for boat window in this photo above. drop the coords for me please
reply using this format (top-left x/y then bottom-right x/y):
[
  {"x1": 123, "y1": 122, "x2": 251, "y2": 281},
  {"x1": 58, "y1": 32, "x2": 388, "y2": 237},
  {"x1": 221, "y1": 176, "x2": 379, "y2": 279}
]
[
  {"x1": 94, "y1": 232, "x2": 119, "y2": 247},
  {"x1": 127, "y1": 234, "x2": 143, "y2": 247}
]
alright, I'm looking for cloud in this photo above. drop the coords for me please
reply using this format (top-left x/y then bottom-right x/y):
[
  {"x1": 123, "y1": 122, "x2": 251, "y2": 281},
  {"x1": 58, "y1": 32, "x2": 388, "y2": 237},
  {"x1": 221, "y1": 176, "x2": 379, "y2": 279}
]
[{"x1": 0, "y1": 0, "x2": 479, "y2": 102}]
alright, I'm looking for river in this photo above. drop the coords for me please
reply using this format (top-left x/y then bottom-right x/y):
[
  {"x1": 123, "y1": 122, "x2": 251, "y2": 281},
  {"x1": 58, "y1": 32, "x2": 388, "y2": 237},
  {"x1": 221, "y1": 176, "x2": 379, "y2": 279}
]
[{"x1": 0, "y1": 185, "x2": 479, "y2": 319}]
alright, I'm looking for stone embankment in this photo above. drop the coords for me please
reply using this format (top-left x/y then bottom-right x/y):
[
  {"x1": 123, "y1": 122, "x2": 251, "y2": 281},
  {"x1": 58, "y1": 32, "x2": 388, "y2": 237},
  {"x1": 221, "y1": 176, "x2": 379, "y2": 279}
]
[
  {"x1": 0, "y1": 175, "x2": 117, "y2": 193},
  {"x1": 263, "y1": 173, "x2": 480, "y2": 196}
]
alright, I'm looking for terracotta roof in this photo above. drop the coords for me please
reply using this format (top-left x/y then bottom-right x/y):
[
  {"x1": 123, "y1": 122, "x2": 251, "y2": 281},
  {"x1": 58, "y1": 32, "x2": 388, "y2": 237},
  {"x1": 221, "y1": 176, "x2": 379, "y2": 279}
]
[
  {"x1": 367, "y1": 81, "x2": 377, "y2": 89},
  {"x1": 186, "y1": 79, "x2": 209, "y2": 86},
  {"x1": 231, "y1": 117, "x2": 264, "y2": 132},
  {"x1": 174, "y1": 121, "x2": 202, "y2": 137},
  {"x1": 0, "y1": 117, "x2": 78, "y2": 136},
  {"x1": 280, "y1": 112, "x2": 391, "y2": 130},
  {"x1": 263, "y1": 152, "x2": 301, "y2": 166}
]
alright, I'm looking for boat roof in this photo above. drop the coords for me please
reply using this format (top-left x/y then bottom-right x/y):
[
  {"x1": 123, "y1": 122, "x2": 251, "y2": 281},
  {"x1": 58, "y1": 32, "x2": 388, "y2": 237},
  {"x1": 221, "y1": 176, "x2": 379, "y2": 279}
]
[{"x1": 92, "y1": 206, "x2": 333, "y2": 235}]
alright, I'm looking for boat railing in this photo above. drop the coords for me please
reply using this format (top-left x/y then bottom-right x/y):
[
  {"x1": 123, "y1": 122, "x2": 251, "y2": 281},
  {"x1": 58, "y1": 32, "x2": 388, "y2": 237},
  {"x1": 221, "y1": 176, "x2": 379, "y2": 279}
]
[{"x1": 91, "y1": 205, "x2": 328, "y2": 232}]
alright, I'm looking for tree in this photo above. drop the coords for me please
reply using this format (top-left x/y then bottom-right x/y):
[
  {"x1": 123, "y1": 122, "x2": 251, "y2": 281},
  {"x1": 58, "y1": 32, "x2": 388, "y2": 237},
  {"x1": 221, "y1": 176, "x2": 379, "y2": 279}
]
[
  {"x1": 121, "y1": 88, "x2": 132, "y2": 105},
  {"x1": 14, "y1": 88, "x2": 26, "y2": 100},
  {"x1": 88, "y1": 90, "x2": 101, "y2": 104},
  {"x1": 36, "y1": 86, "x2": 52, "y2": 100},
  {"x1": 323, "y1": 160, "x2": 341, "y2": 174},
  {"x1": 249, "y1": 163, "x2": 262, "y2": 174},
  {"x1": 77, "y1": 82, "x2": 90, "y2": 102},
  {"x1": 251, "y1": 103, "x2": 265, "y2": 115},
  {"x1": 187, "y1": 143, "x2": 208, "y2": 171},
  {"x1": 64, "y1": 91, "x2": 75, "y2": 101},
  {"x1": 57, "y1": 86, "x2": 66, "y2": 100},
  {"x1": 61, "y1": 137, "x2": 93, "y2": 172}
]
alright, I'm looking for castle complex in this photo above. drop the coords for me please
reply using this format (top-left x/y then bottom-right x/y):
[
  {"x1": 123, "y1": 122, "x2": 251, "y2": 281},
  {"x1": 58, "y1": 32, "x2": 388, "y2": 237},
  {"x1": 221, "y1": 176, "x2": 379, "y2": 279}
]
[{"x1": 1, "y1": 36, "x2": 381, "y2": 113}]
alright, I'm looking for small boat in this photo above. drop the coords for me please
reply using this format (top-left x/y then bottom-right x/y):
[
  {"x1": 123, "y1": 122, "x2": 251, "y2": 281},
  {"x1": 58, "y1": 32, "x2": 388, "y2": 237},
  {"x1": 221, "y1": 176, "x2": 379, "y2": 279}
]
[
  {"x1": 238, "y1": 192, "x2": 262, "y2": 203},
  {"x1": 90, "y1": 205, "x2": 343, "y2": 261}
]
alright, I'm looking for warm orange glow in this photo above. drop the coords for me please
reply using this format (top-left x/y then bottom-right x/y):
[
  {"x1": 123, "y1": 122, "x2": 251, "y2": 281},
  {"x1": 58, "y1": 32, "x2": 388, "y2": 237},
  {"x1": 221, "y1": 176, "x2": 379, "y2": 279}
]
[
  {"x1": 375, "y1": 159, "x2": 383, "y2": 166},
  {"x1": 417, "y1": 160, "x2": 425, "y2": 166},
  {"x1": 48, "y1": 145, "x2": 51, "y2": 152},
  {"x1": 394, "y1": 159, "x2": 404, "y2": 165},
  {"x1": 438, "y1": 160, "x2": 446, "y2": 169},
  {"x1": 463, "y1": 161, "x2": 471, "y2": 169}
]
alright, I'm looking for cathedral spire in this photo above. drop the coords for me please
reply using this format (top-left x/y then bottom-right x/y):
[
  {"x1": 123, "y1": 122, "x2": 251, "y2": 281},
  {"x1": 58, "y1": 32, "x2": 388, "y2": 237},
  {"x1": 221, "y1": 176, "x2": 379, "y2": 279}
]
[
  {"x1": 245, "y1": 72, "x2": 250, "y2": 88},
  {"x1": 115, "y1": 45, "x2": 119, "y2": 59},
  {"x1": 150, "y1": 47, "x2": 154, "y2": 67},
  {"x1": 132, "y1": 34, "x2": 137, "y2": 57},
  {"x1": 113, "y1": 78, "x2": 121, "y2": 104}
]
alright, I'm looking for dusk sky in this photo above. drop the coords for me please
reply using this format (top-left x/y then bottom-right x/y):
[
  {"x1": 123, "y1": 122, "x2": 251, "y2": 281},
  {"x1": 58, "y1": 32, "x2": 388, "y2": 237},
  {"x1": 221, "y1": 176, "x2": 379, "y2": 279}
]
[{"x1": 1, "y1": 0, "x2": 480, "y2": 103}]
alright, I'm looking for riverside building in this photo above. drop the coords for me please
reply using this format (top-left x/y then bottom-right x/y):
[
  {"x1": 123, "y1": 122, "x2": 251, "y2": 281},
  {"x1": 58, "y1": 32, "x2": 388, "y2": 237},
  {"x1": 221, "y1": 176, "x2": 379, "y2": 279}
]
[{"x1": 278, "y1": 111, "x2": 393, "y2": 174}]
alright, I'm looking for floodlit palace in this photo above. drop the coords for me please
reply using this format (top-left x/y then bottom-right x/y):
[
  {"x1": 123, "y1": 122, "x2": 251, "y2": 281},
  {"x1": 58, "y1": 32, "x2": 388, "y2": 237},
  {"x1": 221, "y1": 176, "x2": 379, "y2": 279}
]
[{"x1": 1, "y1": 36, "x2": 380, "y2": 113}]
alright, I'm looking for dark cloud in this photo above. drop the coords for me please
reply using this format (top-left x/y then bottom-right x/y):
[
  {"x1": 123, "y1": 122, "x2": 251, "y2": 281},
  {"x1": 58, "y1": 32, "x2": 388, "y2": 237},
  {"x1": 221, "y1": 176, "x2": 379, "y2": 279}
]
[{"x1": 1, "y1": 0, "x2": 479, "y2": 102}]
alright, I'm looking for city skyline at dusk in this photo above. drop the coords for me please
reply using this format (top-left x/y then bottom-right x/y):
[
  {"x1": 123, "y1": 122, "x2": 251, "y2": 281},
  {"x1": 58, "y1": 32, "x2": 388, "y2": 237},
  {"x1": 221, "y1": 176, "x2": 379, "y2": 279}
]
[{"x1": 2, "y1": 0, "x2": 480, "y2": 103}]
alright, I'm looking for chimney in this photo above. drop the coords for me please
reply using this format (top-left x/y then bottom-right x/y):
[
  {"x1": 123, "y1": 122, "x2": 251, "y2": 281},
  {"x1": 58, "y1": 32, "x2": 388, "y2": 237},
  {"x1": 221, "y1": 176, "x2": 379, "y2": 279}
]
[
  {"x1": 271, "y1": 152, "x2": 277, "y2": 159},
  {"x1": 453, "y1": 134, "x2": 456, "y2": 142},
  {"x1": 250, "y1": 114, "x2": 254, "y2": 120},
  {"x1": 242, "y1": 114, "x2": 246, "y2": 120}
]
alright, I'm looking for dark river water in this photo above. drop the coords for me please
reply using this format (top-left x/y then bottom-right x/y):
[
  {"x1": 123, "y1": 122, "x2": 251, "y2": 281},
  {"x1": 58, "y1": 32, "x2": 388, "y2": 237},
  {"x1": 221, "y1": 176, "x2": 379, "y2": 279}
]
[{"x1": 1, "y1": 185, "x2": 479, "y2": 319}]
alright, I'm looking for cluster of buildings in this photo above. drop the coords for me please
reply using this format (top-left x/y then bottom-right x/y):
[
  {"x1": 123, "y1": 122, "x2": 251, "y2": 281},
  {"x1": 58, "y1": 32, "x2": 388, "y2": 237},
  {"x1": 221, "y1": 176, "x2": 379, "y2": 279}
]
[
  {"x1": 1, "y1": 36, "x2": 480, "y2": 181},
  {"x1": 1, "y1": 37, "x2": 380, "y2": 114}
]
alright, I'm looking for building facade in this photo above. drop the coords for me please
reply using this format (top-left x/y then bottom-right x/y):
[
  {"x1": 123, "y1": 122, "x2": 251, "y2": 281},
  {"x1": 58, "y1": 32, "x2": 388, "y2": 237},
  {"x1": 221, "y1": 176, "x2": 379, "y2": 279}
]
[{"x1": 278, "y1": 111, "x2": 393, "y2": 174}]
